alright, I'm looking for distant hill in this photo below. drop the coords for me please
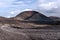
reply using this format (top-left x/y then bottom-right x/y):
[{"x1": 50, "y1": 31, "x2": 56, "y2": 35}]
[
  {"x1": 0, "y1": 16, "x2": 8, "y2": 24},
  {"x1": 49, "y1": 16, "x2": 60, "y2": 21},
  {"x1": 0, "y1": 16, "x2": 7, "y2": 20}
]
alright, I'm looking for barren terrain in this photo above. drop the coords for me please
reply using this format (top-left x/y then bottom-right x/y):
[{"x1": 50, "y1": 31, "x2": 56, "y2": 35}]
[{"x1": 0, "y1": 25, "x2": 60, "y2": 40}]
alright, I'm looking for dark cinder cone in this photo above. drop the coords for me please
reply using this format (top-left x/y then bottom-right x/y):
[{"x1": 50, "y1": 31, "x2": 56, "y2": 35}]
[
  {"x1": 15, "y1": 11, "x2": 54, "y2": 23},
  {"x1": 10, "y1": 11, "x2": 56, "y2": 28}
]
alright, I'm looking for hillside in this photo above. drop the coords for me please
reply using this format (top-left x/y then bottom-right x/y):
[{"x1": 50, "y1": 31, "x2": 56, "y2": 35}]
[
  {"x1": 0, "y1": 11, "x2": 59, "y2": 28},
  {"x1": 49, "y1": 16, "x2": 60, "y2": 21},
  {"x1": 15, "y1": 11, "x2": 53, "y2": 21}
]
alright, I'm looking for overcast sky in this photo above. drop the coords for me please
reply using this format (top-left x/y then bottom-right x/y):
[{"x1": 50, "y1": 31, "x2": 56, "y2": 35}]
[{"x1": 0, "y1": 0, "x2": 60, "y2": 18}]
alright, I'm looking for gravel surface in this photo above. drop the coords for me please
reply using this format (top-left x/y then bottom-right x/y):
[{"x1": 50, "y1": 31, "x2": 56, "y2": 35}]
[
  {"x1": 0, "y1": 26, "x2": 60, "y2": 40},
  {"x1": 0, "y1": 26, "x2": 31, "y2": 40}
]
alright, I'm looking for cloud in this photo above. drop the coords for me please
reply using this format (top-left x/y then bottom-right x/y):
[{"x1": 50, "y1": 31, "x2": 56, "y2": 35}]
[
  {"x1": 0, "y1": 2, "x2": 5, "y2": 5},
  {"x1": 16, "y1": 0, "x2": 35, "y2": 4},
  {"x1": 37, "y1": 0, "x2": 60, "y2": 17},
  {"x1": 10, "y1": 9, "x2": 33, "y2": 15},
  {"x1": 13, "y1": 1, "x2": 27, "y2": 6},
  {"x1": 0, "y1": 0, "x2": 15, "y2": 7},
  {"x1": 6, "y1": 16, "x2": 11, "y2": 18},
  {"x1": 0, "y1": 0, "x2": 27, "y2": 8},
  {"x1": 9, "y1": 10, "x2": 20, "y2": 14},
  {"x1": 0, "y1": 0, "x2": 38, "y2": 17},
  {"x1": 10, "y1": 11, "x2": 15, "y2": 14},
  {"x1": 0, "y1": 0, "x2": 60, "y2": 17},
  {"x1": 0, "y1": 2, "x2": 8, "y2": 7},
  {"x1": 38, "y1": 2, "x2": 58, "y2": 10},
  {"x1": 38, "y1": 0, "x2": 46, "y2": 3},
  {"x1": 9, "y1": 9, "x2": 35, "y2": 17},
  {"x1": 6, "y1": 10, "x2": 21, "y2": 18},
  {"x1": 22, "y1": 9, "x2": 33, "y2": 11},
  {"x1": 9, "y1": 9, "x2": 33, "y2": 17},
  {"x1": 14, "y1": 1, "x2": 25, "y2": 5},
  {"x1": 15, "y1": 1, "x2": 24, "y2": 4}
]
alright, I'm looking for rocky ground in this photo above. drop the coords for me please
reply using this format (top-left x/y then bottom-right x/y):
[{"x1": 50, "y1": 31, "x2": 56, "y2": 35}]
[
  {"x1": 0, "y1": 25, "x2": 60, "y2": 40},
  {"x1": 0, "y1": 26, "x2": 31, "y2": 40}
]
